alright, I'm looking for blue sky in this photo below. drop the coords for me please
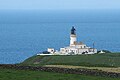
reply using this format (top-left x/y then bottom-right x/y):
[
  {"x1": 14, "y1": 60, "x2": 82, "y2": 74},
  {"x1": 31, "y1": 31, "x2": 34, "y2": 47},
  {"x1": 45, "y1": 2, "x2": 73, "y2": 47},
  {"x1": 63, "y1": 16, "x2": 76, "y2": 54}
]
[{"x1": 0, "y1": 0, "x2": 120, "y2": 10}]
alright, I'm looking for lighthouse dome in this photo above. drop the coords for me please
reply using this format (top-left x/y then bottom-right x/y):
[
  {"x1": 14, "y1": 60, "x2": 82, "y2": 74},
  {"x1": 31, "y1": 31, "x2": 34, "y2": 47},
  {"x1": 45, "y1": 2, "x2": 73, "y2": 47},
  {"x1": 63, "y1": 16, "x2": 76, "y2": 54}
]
[{"x1": 71, "y1": 26, "x2": 76, "y2": 35}]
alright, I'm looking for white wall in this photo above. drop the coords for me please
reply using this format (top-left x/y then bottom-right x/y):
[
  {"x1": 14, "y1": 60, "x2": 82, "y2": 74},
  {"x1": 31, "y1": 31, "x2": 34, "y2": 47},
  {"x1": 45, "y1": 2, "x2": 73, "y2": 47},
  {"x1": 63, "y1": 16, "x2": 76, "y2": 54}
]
[{"x1": 70, "y1": 34, "x2": 77, "y2": 46}]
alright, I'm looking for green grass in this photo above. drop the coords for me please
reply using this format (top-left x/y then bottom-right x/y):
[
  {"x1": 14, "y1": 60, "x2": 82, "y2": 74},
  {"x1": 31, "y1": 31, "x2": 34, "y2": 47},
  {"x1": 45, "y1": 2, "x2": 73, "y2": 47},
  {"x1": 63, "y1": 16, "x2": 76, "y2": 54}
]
[
  {"x1": 0, "y1": 68, "x2": 119, "y2": 80},
  {"x1": 21, "y1": 53, "x2": 120, "y2": 67}
]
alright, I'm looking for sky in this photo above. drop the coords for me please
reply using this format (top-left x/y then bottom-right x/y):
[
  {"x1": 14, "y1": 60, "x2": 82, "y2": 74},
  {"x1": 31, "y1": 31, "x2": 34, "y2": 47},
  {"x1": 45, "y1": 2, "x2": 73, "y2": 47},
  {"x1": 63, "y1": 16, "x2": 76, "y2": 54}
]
[{"x1": 0, "y1": 0, "x2": 120, "y2": 10}]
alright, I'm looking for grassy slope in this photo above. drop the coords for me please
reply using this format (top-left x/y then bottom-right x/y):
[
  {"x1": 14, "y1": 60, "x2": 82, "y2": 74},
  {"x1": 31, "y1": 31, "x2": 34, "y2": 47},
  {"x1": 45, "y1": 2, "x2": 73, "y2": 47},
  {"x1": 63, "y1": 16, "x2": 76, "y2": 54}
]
[
  {"x1": 21, "y1": 53, "x2": 120, "y2": 67},
  {"x1": 0, "y1": 68, "x2": 119, "y2": 80}
]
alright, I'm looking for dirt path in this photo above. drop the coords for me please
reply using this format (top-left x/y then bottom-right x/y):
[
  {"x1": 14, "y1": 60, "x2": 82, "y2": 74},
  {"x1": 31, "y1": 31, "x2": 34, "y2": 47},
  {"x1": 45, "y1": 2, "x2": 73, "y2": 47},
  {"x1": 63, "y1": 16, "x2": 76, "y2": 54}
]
[{"x1": 44, "y1": 65, "x2": 120, "y2": 73}]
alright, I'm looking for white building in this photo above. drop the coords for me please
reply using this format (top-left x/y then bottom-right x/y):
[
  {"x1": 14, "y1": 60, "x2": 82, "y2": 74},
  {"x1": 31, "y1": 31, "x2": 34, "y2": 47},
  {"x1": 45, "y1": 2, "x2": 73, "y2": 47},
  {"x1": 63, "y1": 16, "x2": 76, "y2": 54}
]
[
  {"x1": 47, "y1": 27, "x2": 97, "y2": 55},
  {"x1": 47, "y1": 48, "x2": 55, "y2": 53}
]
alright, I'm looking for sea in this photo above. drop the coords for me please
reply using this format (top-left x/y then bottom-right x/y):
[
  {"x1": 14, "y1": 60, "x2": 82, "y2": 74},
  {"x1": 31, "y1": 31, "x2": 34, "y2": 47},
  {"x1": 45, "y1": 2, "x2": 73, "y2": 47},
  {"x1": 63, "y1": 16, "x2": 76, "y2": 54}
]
[{"x1": 0, "y1": 10, "x2": 120, "y2": 64}]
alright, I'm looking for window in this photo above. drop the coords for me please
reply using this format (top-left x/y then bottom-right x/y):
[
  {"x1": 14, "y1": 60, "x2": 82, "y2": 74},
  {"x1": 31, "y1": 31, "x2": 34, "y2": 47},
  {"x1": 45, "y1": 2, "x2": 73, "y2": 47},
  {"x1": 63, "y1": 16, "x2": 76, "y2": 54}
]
[
  {"x1": 84, "y1": 46, "x2": 86, "y2": 48},
  {"x1": 66, "y1": 50, "x2": 68, "y2": 52}
]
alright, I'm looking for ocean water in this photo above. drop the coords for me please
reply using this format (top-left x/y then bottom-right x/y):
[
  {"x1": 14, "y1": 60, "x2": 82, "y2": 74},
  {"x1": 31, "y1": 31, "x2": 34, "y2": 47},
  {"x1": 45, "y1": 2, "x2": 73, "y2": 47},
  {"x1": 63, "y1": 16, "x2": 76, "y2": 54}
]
[{"x1": 0, "y1": 10, "x2": 120, "y2": 64}]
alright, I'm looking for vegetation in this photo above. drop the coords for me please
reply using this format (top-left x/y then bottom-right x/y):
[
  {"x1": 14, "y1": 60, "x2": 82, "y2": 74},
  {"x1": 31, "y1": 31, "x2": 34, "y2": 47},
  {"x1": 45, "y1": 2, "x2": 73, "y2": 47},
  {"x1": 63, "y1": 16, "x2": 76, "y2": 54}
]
[
  {"x1": 0, "y1": 68, "x2": 119, "y2": 80},
  {"x1": 0, "y1": 53, "x2": 119, "y2": 80},
  {"x1": 21, "y1": 53, "x2": 120, "y2": 67}
]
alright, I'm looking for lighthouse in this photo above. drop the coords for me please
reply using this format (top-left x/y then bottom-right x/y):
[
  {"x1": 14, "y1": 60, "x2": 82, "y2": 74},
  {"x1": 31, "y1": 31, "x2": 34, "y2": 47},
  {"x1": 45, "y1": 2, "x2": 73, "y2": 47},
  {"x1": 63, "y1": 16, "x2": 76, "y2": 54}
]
[
  {"x1": 70, "y1": 27, "x2": 77, "y2": 46},
  {"x1": 45, "y1": 26, "x2": 97, "y2": 55}
]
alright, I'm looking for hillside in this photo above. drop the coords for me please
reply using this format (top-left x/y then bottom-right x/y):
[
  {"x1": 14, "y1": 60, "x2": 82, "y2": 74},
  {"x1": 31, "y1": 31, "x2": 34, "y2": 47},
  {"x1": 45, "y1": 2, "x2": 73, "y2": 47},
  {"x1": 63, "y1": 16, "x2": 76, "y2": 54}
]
[
  {"x1": 21, "y1": 53, "x2": 120, "y2": 67},
  {"x1": 9, "y1": 53, "x2": 119, "y2": 79}
]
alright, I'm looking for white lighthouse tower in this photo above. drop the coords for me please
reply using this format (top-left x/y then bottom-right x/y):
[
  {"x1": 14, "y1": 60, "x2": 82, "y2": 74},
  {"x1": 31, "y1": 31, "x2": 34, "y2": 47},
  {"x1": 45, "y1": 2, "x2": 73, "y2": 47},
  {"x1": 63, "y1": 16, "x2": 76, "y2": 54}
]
[
  {"x1": 44, "y1": 26, "x2": 97, "y2": 55},
  {"x1": 70, "y1": 27, "x2": 77, "y2": 46}
]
